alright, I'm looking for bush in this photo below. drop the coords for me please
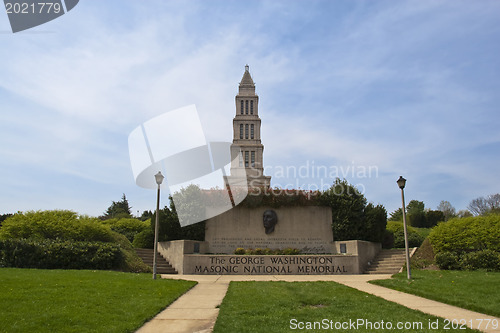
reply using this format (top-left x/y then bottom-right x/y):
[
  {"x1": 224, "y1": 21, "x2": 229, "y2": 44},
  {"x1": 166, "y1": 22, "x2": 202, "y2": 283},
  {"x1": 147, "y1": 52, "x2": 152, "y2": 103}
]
[
  {"x1": 435, "y1": 251, "x2": 461, "y2": 270},
  {"x1": 386, "y1": 221, "x2": 424, "y2": 248},
  {"x1": 460, "y1": 250, "x2": 500, "y2": 271},
  {"x1": 100, "y1": 218, "x2": 149, "y2": 242},
  {"x1": 234, "y1": 248, "x2": 245, "y2": 255},
  {"x1": 234, "y1": 248, "x2": 301, "y2": 255},
  {"x1": 0, "y1": 238, "x2": 123, "y2": 270},
  {"x1": 382, "y1": 229, "x2": 394, "y2": 249},
  {"x1": 429, "y1": 215, "x2": 500, "y2": 255},
  {"x1": 0, "y1": 210, "x2": 114, "y2": 242},
  {"x1": 132, "y1": 229, "x2": 154, "y2": 249}
]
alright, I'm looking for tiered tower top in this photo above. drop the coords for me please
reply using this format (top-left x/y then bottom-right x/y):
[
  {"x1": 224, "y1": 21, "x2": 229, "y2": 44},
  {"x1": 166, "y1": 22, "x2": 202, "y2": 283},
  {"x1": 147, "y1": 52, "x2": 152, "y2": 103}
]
[{"x1": 226, "y1": 65, "x2": 271, "y2": 189}]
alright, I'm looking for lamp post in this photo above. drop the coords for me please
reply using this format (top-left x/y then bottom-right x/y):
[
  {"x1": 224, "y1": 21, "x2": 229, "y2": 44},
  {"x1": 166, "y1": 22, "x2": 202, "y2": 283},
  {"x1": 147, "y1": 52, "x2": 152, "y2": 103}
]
[
  {"x1": 153, "y1": 171, "x2": 164, "y2": 280},
  {"x1": 397, "y1": 176, "x2": 411, "y2": 280}
]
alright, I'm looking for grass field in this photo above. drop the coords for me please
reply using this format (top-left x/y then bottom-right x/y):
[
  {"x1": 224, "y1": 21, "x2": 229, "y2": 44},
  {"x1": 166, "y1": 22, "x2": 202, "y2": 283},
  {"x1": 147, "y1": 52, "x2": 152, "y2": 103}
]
[
  {"x1": 213, "y1": 281, "x2": 480, "y2": 332},
  {"x1": 371, "y1": 269, "x2": 500, "y2": 317},
  {"x1": 0, "y1": 268, "x2": 196, "y2": 333}
]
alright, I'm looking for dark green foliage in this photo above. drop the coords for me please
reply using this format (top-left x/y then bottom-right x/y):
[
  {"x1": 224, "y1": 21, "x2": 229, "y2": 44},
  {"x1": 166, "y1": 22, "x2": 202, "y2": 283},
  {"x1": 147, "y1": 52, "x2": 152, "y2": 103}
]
[
  {"x1": 386, "y1": 221, "x2": 424, "y2": 248},
  {"x1": 235, "y1": 248, "x2": 301, "y2": 255},
  {"x1": 435, "y1": 250, "x2": 500, "y2": 272},
  {"x1": 320, "y1": 179, "x2": 366, "y2": 241},
  {"x1": 408, "y1": 211, "x2": 427, "y2": 227},
  {"x1": 318, "y1": 179, "x2": 387, "y2": 242},
  {"x1": 101, "y1": 193, "x2": 133, "y2": 219},
  {"x1": 0, "y1": 213, "x2": 13, "y2": 228},
  {"x1": 153, "y1": 198, "x2": 205, "y2": 242},
  {"x1": 460, "y1": 250, "x2": 500, "y2": 271},
  {"x1": 0, "y1": 238, "x2": 123, "y2": 269},
  {"x1": 0, "y1": 210, "x2": 114, "y2": 242},
  {"x1": 140, "y1": 210, "x2": 154, "y2": 221},
  {"x1": 425, "y1": 210, "x2": 445, "y2": 228},
  {"x1": 429, "y1": 215, "x2": 500, "y2": 271},
  {"x1": 406, "y1": 200, "x2": 424, "y2": 215},
  {"x1": 132, "y1": 228, "x2": 154, "y2": 249},
  {"x1": 0, "y1": 210, "x2": 149, "y2": 272},
  {"x1": 388, "y1": 208, "x2": 403, "y2": 221},
  {"x1": 382, "y1": 229, "x2": 395, "y2": 249},
  {"x1": 363, "y1": 203, "x2": 388, "y2": 242},
  {"x1": 406, "y1": 200, "x2": 429, "y2": 227},
  {"x1": 435, "y1": 252, "x2": 462, "y2": 270}
]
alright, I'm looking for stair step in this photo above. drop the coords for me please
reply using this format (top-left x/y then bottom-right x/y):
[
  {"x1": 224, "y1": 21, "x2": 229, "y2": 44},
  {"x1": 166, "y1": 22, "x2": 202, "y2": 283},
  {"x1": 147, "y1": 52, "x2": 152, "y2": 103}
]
[
  {"x1": 135, "y1": 248, "x2": 177, "y2": 274},
  {"x1": 364, "y1": 249, "x2": 413, "y2": 274}
]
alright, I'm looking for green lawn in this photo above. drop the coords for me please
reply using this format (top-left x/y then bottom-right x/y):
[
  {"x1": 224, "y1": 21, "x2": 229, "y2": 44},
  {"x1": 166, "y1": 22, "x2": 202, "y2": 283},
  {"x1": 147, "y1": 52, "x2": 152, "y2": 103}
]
[
  {"x1": 213, "y1": 281, "x2": 480, "y2": 332},
  {"x1": 0, "y1": 268, "x2": 196, "y2": 333},
  {"x1": 371, "y1": 269, "x2": 500, "y2": 318}
]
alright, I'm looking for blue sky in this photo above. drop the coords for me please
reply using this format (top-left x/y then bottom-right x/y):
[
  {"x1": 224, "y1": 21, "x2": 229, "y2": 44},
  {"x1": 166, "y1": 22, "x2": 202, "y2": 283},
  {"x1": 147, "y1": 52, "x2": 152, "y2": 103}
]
[{"x1": 1, "y1": 0, "x2": 499, "y2": 217}]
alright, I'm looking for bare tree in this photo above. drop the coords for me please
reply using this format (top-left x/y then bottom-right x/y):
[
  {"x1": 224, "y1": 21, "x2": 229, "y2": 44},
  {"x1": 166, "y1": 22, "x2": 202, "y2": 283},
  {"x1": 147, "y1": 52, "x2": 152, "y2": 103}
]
[
  {"x1": 437, "y1": 200, "x2": 456, "y2": 221},
  {"x1": 467, "y1": 194, "x2": 500, "y2": 216}
]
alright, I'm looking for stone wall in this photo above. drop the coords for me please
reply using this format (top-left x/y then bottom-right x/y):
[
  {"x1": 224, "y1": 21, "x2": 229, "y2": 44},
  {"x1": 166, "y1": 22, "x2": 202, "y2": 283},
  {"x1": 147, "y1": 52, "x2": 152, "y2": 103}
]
[
  {"x1": 158, "y1": 239, "x2": 381, "y2": 275},
  {"x1": 204, "y1": 206, "x2": 333, "y2": 254}
]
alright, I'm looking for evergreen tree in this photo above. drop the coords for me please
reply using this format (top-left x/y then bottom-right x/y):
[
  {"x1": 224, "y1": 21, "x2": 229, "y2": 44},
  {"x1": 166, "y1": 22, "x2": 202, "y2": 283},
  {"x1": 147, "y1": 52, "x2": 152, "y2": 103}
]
[
  {"x1": 319, "y1": 178, "x2": 387, "y2": 243},
  {"x1": 102, "y1": 194, "x2": 132, "y2": 220}
]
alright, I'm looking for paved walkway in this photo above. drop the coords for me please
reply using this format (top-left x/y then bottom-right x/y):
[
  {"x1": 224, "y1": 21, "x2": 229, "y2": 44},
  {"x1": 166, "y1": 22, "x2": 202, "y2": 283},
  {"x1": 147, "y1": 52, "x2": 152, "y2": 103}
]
[{"x1": 137, "y1": 274, "x2": 500, "y2": 333}]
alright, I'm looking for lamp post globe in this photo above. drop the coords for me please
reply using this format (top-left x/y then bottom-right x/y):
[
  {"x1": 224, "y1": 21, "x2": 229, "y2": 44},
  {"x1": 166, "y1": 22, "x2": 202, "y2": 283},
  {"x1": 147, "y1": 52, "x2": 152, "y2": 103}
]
[{"x1": 397, "y1": 176, "x2": 406, "y2": 190}]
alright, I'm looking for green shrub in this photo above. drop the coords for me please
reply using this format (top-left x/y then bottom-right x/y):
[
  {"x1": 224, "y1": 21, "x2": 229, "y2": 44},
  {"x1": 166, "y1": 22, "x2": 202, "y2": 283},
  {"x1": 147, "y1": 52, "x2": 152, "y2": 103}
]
[
  {"x1": 235, "y1": 248, "x2": 301, "y2": 255},
  {"x1": 132, "y1": 228, "x2": 154, "y2": 249},
  {"x1": 253, "y1": 248, "x2": 265, "y2": 255},
  {"x1": 429, "y1": 215, "x2": 500, "y2": 255},
  {"x1": 435, "y1": 251, "x2": 461, "y2": 270},
  {"x1": 382, "y1": 229, "x2": 394, "y2": 249},
  {"x1": 386, "y1": 221, "x2": 424, "y2": 248},
  {"x1": 0, "y1": 210, "x2": 114, "y2": 242},
  {"x1": 281, "y1": 248, "x2": 300, "y2": 255},
  {"x1": 234, "y1": 248, "x2": 245, "y2": 255},
  {"x1": 460, "y1": 250, "x2": 500, "y2": 271},
  {"x1": 100, "y1": 218, "x2": 149, "y2": 242},
  {"x1": 0, "y1": 238, "x2": 123, "y2": 270}
]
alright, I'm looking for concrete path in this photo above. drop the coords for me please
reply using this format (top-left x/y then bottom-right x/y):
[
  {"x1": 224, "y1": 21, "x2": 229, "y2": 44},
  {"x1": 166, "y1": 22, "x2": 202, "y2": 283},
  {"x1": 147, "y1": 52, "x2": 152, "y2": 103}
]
[{"x1": 137, "y1": 274, "x2": 500, "y2": 333}]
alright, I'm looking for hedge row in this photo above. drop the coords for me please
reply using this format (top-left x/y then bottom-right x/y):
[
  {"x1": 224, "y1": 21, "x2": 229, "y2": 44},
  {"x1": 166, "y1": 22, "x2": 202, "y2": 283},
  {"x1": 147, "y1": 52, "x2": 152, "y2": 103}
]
[
  {"x1": 429, "y1": 215, "x2": 500, "y2": 254},
  {"x1": 435, "y1": 250, "x2": 500, "y2": 271},
  {"x1": 0, "y1": 210, "x2": 114, "y2": 242},
  {"x1": 234, "y1": 247, "x2": 301, "y2": 255},
  {"x1": 0, "y1": 238, "x2": 123, "y2": 270}
]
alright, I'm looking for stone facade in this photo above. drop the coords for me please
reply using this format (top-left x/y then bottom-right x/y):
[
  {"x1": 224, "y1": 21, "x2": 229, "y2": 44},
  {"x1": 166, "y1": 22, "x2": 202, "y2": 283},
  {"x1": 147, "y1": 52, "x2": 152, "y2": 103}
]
[
  {"x1": 204, "y1": 206, "x2": 334, "y2": 254},
  {"x1": 224, "y1": 65, "x2": 271, "y2": 189},
  {"x1": 158, "y1": 240, "x2": 381, "y2": 275}
]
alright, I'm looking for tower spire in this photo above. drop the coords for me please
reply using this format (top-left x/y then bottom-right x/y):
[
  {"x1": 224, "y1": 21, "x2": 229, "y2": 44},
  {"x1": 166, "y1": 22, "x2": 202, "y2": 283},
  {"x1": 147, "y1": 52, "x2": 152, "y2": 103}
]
[{"x1": 225, "y1": 65, "x2": 271, "y2": 189}]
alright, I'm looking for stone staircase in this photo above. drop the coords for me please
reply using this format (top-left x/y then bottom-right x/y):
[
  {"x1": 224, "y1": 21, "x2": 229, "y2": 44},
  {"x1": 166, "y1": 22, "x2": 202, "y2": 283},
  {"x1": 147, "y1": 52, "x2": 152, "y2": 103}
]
[
  {"x1": 364, "y1": 249, "x2": 409, "y2": 274},
  {"x1": 135, "y1": 248, "x2": 177, "y2": 274}
]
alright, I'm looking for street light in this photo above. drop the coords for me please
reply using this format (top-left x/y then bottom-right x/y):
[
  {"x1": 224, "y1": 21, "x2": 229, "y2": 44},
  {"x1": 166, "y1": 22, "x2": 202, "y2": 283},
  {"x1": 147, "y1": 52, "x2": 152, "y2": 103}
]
[
  {"x1": 397, "y1": 176, "x2": 411, "y2": 280},
  {"x1": 153, "y1": 171, "x2": 164, "y2": 280}
]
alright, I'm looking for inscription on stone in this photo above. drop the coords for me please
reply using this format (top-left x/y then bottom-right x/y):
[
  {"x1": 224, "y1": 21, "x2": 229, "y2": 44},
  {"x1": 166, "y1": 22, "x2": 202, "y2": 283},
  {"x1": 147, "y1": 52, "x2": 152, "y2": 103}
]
[
  {"x1": 189, "y1": 255, "x2": 349, "y2": 275},
  {"x1": 205, "y1": 206, "x2": 334, "y2": 254}
]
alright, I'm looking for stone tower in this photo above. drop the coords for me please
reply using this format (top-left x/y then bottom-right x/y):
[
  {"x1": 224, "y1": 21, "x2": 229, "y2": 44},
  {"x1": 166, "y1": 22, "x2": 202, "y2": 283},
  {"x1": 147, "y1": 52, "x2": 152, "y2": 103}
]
[{"x1": 227, "y1": 65, "x2": 271, "y2": 189}]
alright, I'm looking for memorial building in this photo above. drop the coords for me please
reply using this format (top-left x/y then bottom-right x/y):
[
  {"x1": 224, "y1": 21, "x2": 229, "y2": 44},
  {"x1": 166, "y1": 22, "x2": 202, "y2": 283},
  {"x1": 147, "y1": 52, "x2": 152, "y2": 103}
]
[{"x1": 225, "y1": 65, "x2": 271, "y2": 189}]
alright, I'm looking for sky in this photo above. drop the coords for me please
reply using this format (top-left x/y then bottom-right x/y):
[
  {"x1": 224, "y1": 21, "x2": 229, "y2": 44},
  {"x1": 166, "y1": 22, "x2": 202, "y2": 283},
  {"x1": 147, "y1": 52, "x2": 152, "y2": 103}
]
[{"x1": 1, "y1": 0, "x2": 499, "y2": 217}]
